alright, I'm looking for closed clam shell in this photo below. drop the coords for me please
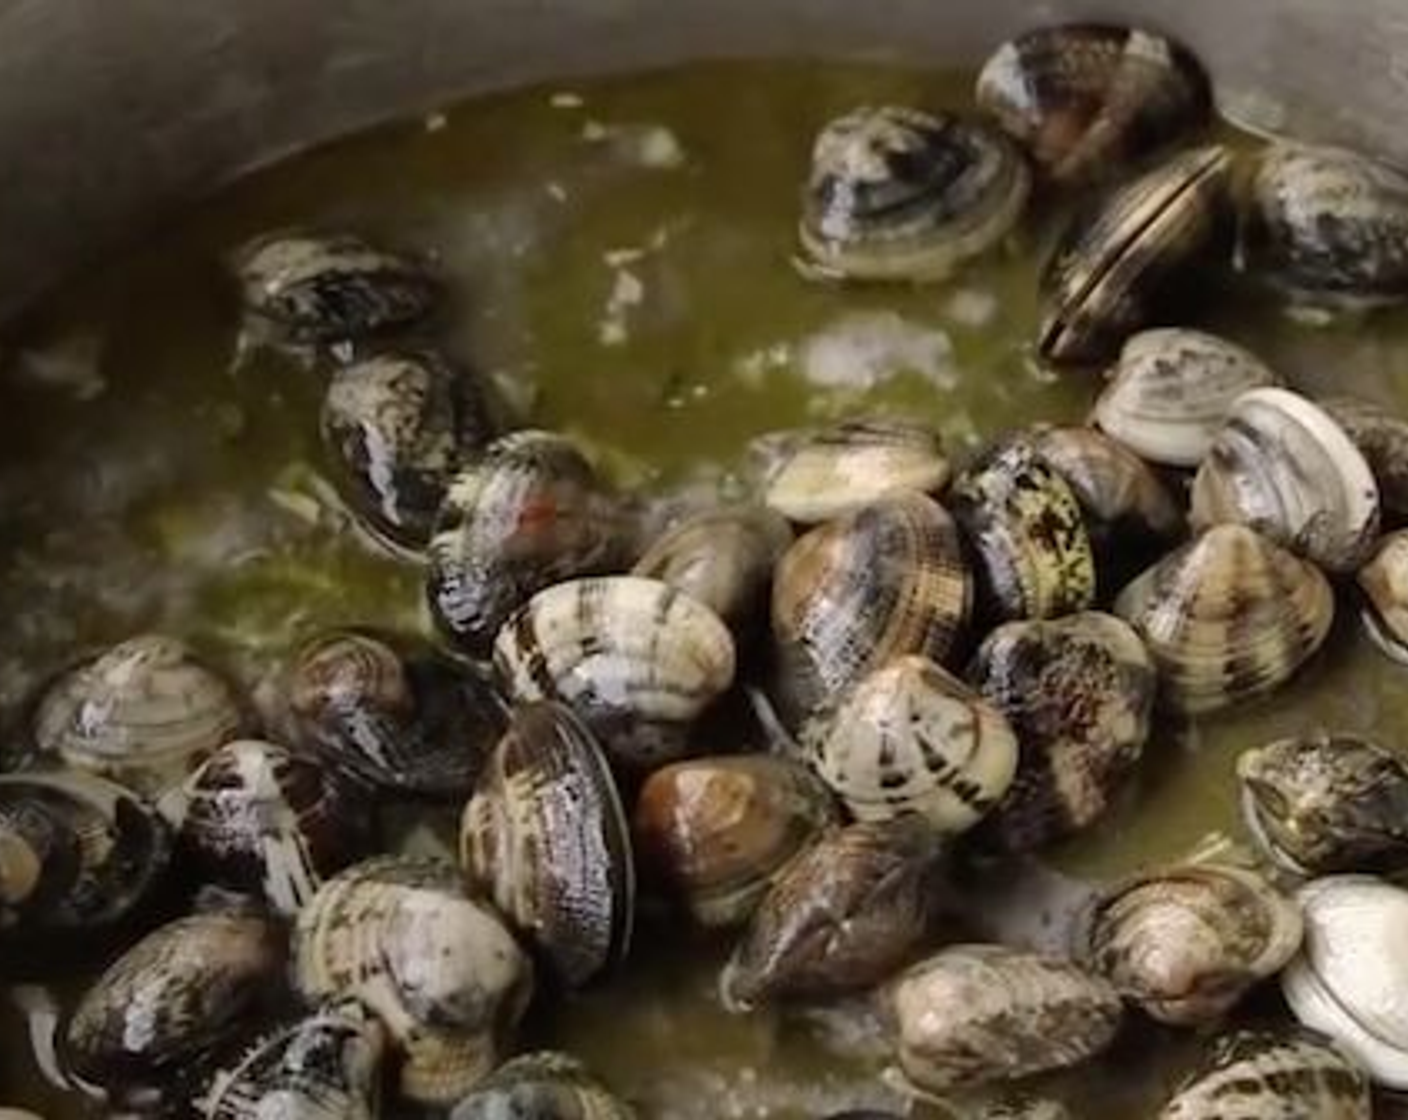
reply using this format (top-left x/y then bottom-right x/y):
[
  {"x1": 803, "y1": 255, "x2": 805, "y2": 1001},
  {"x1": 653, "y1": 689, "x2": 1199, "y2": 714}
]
[
  {"x1": 807, "y1": 655, "x2": 1018, "y2": 833},
  {"x1": 1190, "y1": 387, "x2": 1381, "y2": 572},
  {"x1": 1113, "y1": 525, "x2": 1334, "y2": 715},
  {"x1": 969, "y1": 612, "x2": 1155, "y2": 853},
  {"x1": 1094, "y1": 328, "x2": 1280, "y2": 468},
  {"x1": 1359, "y1": 530, "x2": 1408, "y2": 659},
  {"x1": 31, "y1": 635, "x2": 248, "y2": 800},
  {"x1": 176, "y1": 739, "x2": 369, "y2": 916},
  {"x1": 449, "y1": 1051, "x2": 635, "y2": 1120},
  {"x1": 293, "y1": 856, "x2": 535, "y2": 1105},
  {"x1": 1238, "y1": 733, "x2": 1408, "y2": 876},
  {"x1": 886, "y1": 944, "x2": 1123, "y2": 1092},
  {"x1": 493, "y1": 576, "x2": 736, "y2": 770},
  {"x1": 427, "y1": 430, "x2": 635, "y2": 656},
  {"x1": 631, "y1": 504, "x2": 791, "y2": 637},
  {"x1": 975, "y1": 24, "x2": 1210, "y2": 186},
  {"x1": 1080, "y1": 863, "x2": 1302, "y2": 1026},
  {"x1": 950, "y1": 439, "x2": 1096, "y2": 622},
  {"x1": 1158, "y1": 1028, "x2": 1370, "y2": 1120},
  {"x1": 0, "y1": 792, "x2": 80, "y2": 924},
  {"x1": 460, "y1": 702, "x2": 634, "y2": 987},
  {"x1": 633, "y1": 755, "x2": 837, "y2": 929},
  {"x1": 721, "y1": 815, "x2": 944, "y2": 1009},
  {"x1": 797, "y1": 106, "x2": 1030, "y2": 283},
  {"x1": 198, "y1": 1002, "x2": 386, "y2": 1120},
  {"x1": 233, "y1": 230, "x2": 438, "y2": 343},
  {"x1": 770, "y1": 493, "x2": 970, "y2": 728},
  {"x1": 1321, "y1": 395, "x2": 1408, "y2": 522},
  {"x1": 65, "y1": 910, "x2": 286, "y2": 1099},
  {"x1": 1039, "y1": 144, "x2": 1231, "y2": 365},
  {"x1": 1282, "y1": 875, "x2": 1408, "y2": 1089},
  {"x1": 750, "y1": 418, "x2": 951, "y2": 524}
]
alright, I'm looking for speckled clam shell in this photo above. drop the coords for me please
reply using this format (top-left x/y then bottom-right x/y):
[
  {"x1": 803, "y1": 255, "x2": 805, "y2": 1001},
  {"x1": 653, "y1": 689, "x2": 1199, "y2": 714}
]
[
  {"x1": 633, "y1": 755, "x2": 837, "y2": 929},
  {"x1": 950, "y1": 440, "x2": 1096, "y2": 622},
  {"x1": 1093, "y1": 328, "x2": 1280, "y2": 468},
  {"x1": 1080, "y1": 863, "x2": 1302, "y2": 1026},
  {"x1": 969, "y1": 612, "x2": 1155, "y2": 853},
  {"x1": 807, "y1": 655, "x2": 1018, "y2": 833},
  {"x1": 750, "y1": 418, "x2": 951, "y2": 524},
  {"x1": 1114, "y1": 525, "x2": 1334, "y2": 714},
  {"x1": 31, "y1": 634, "x2": 248, "y2": 800},
  {"x1": 1321, "y1": 395, "x2": 1408, "y2": 522},
  {"x1": 449, "y1": 1051, "x2": 636, "y2": 1120},
  {"x1": 1157, "y1": 1029, "x2": 1370, "y2": 1120},
  {"x1": 1039, "y1": 145, "x2": 1231, "y2": 365},
  {"x1": 721, "y1": 815, "x2": 943, "y2": 1009},
  {"x1": 493, "y1": 576, "x2": 736, "y2": 770},
  {"x1": 797, "y1": 106, "x2": 1029, "y2": 283},
  {"x1": 769, "y1": 493, "x2": 971, "y2": 729},
  {"x1": 293, "y1": 856, "x2": 534, "y2": 1105},
  {"x1": 886, "y1": 944, "x2": 1123, "y2": 1093},
  {"x1": 460, "y1": 702, "x2": 634, "y2": 987},
  {"x1": 1360, "y1": 530, "x2": 1408, "y2": 659},
  {"x1": 1191, "y1": 387, "x2": 1381, "y2": 572},
  {"x1": 975, "y1": 24, "x2": 1210, "y2": 186}
]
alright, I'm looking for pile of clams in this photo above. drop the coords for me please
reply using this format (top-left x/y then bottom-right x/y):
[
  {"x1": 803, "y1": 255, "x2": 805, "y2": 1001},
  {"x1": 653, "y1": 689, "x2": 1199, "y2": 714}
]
[{"x1": 14, "y1": 15, "x2": 1408, "y2": 1120}]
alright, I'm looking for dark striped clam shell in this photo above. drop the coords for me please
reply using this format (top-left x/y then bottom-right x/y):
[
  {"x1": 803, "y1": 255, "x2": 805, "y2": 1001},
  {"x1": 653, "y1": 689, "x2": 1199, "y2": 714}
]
[
  {"x1": 449, "y1": 1051, "x2": 636, "y2": 1120},
  {"x1": 1321, "y1": 395, "x2": 1408, "y2": 522}
]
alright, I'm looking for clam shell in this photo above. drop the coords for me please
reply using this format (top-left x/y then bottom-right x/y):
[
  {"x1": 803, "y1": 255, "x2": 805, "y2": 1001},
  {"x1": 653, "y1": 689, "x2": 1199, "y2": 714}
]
[
  {"x1": 1282, "y1": 875, "x2": 1408, "y2": 1089},
  {"x1": 1080, "y1": 863, "x2": 1302, "y2": 1026},
  {"x1": 807, "y1": 655, "x2": 1018, "y2": 833},
  {"x1": 770, "y1": 493, "x2": 971, "y2": 728},
  {"x1": 460, "y1": 702, "x2": 634, "y2": 987},
  {"x1": 633, "y1": 755, "x2": 838, "y2": 929},
  {"x1": 448, "y1": 1051, "x2": 635, "y2": 1120},
  {"x1": 721, "y1": 815, "x2": 943, "y2": 1009},
  {"x1": 1113, "y1": 525, "x2": 1334, "y2": 714},
  {"x1": 1359, "y1": 529, "x2": 1408, "y2": 658},
  {"x1": 31, "y1": 635, "x2": 248, "y2": 800},
  {"x1": 493, "y1": 576, "x2": 736, "y2": 770},
  {"x1": 750, "y1": 419, "x2": 951, "y2": 524},
  {"x1": 1093, "y1": 328, "x2": 1280, "y2": 468},
  {"x1": 886, "y1": 944, "x2": 1123, "y2": 1092},
  {"x1": 1321, "y1": 395, "x2": 1408, "y2": 522},
  {"x1": 969, "y1": 612, "x2": 1155, "y2": 853},
  {"x1": 1190, "y1": 387, "x2": 1381, "y2": 572},
  {"x1": 797, "y1": 106, "x2": 1030, "y2": 283},
  {"x1": 975, "y1": 24, "x2": 1210, "y2": 186}
]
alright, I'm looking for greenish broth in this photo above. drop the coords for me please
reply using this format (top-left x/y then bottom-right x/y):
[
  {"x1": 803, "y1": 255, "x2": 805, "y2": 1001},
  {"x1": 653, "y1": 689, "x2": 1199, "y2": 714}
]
[{"x1": 3, "y1": 57, "x2": 1408, "y2": 1118}]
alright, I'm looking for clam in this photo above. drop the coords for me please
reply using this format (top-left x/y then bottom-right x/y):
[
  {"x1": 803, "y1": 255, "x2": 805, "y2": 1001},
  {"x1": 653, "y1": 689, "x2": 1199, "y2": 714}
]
[
  {"x1": 797, "y1": 106, "x2": 1030, "y2": 283},
  {"x1": 975, "y1": 24, "x2": 1210, "y2": 186},
  {"x1": 285, "y1": 628, "x2": 505, "y2": 796},
  {"x1": 769, "y1": 493, "x2": 971, "y2": 728},
  {"x1": 749, "y1": 418, "x2": 951, "y2": 524},
  {"x1": 427, "y1": 430, "x2": 636, "y2": 656},
  {"x1": 30, "y1": 634, "x2": 248, "y2": 800},
  {"x1": 1093, "y1": 328, "x2": 1280, "y2": 468},
  {"x1": 1282, "y1": 875, "x2": 1408, "y2": 1089},
  {"x1": 233, "y1": 230, "x2": 438, "y2": 344},
  {"x1": 460, "y1": 702, "x2": 634, "y2": 987},
  {"x1": 65, "y1": 910, "x2": 286, "y2": 1107},
  {"x1": 493, "y1": 576, "x2": 736, "y2": 771},
  {"x1": 631, "y1": 504, "x2": 791, "y2": 638},
  {"x1": 1113, "y1": 525, "x2": 1334, "y2": 714},
  {"x1": 1190, "y1": 387, "x2": 1381, "y2": 573},
  {"x1": 0, "y1": 769, "x2": 170, "y2": 934},
  {"x1": 449, "y1": 1051, "x2": 635, "y2": 1120},
  {"x1": 806, "y1": 655, "x2": 1018, "y2": 833},
  {"x1": 1244, "y1": 143, "x2": 1408, "y2": 313},
  {"x1": 1359, "y1": 529, "x2": 1408, "y2": 658},
  {"x1": 886, "y1": 944, "x2": 1123, "y2": 1093},
  {"x1": 1039, "y1": 144, "x2": 1231, "y2": 365},
  {"x1": 1158, "y1": 1028, "x2": 1371, "y2": 1120},
  {"x1": 950, "y1": 439, "x2": 1096, "y2": 622},
  {"x1": 633, "y1": 755, "x2": 838, "y2": 929},
  {"x1": 1321, "y1": 395, "x2": 1408, "y2": 522},
  {"x1": 1238, "y1": 733, "x2": 1408, "y2": 876},
  {"x1": 293, "y1": 856, "x2": 535, "y2": 1105},
  {"x1": 198, "y1": 1002, "x2": 386, "y2": 1120},
  {"x1": 721, "y1": 815, "x2": 944, "y2": 1009},
  {"x1": 176, "y1": 738, "x2": 369, "y2": 916},
  {"x1": 969, "y1": 612, "x2": 1155, "y2": 853},
  {"x1": 322, "y1": 350, "x2": 495, "y2": 552},
  {"x1": 1079, "y1": 863, "x2": 1302, "y2": 1026}
]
